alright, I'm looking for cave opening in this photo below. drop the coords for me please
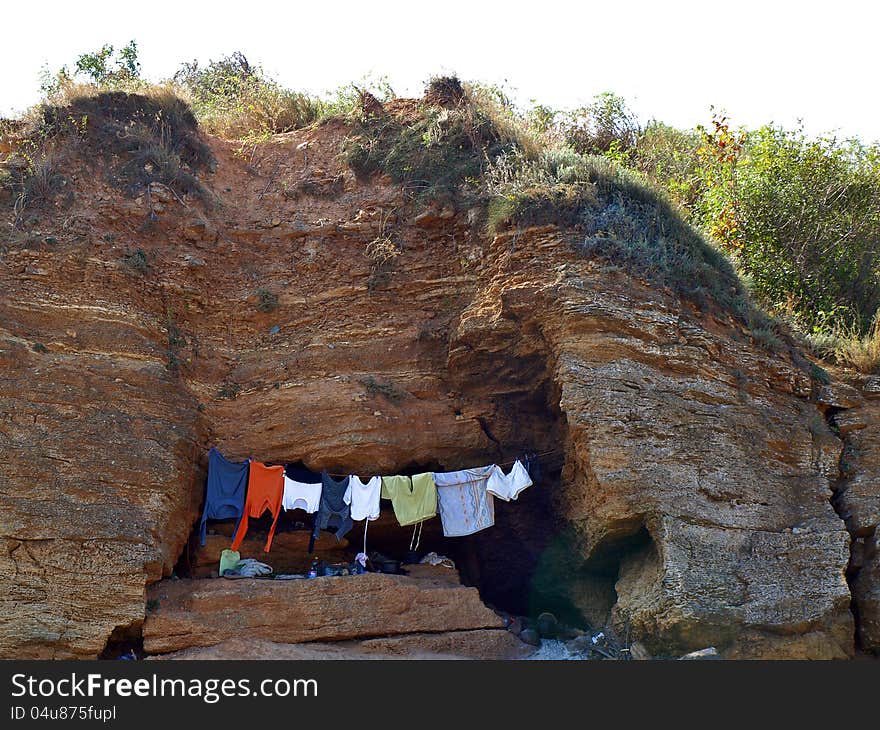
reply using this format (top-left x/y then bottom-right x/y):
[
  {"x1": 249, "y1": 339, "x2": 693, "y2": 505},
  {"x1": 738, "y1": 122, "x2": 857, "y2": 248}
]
[
  {"x1": 161, "y1": 362, "x2": 583, "y2": 631},
  {"x1": 136, "y1": 323, "x2": 621, "y2": 656},
  {"x1": 179, "y1": 450, "x2": 569, "y2": 621}
]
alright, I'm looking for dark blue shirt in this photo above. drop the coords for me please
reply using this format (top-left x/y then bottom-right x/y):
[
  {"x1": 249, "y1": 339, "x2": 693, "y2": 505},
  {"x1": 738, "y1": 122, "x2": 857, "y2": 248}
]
[{"x1": 199, "y1": 447, "x2": 250, "y2": 545}]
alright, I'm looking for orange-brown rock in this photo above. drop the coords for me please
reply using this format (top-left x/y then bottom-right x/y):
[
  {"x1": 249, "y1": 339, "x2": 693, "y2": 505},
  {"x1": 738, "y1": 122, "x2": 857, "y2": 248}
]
[
  {"x1": 149, "y1": 631, "x2": 528, "y2": 660},
  {"x1": 0, "y1": 338, "x2": 202, "y2": 658},
  {"x1": 0, "y1": 100, "x2": 866, "y2": 660},
  {"x1": 142, "y1": 570, "x2": 504, "y2": 654},
  {"x1": 449, "y1": 228, "x2": 853, "y2": 659}
]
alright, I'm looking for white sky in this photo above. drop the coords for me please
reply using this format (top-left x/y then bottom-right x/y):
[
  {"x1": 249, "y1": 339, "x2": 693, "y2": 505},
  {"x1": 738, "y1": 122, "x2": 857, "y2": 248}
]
[{"x1": 3, "y1": 0, "x2": 878, "y2": 141}]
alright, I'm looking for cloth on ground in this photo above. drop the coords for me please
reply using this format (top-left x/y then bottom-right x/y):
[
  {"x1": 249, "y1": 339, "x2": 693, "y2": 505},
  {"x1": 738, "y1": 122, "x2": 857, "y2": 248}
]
[
  {"x1": 311, "y1": 471, "x2": 353, "y2": 545},
  {"x1": 222, "y1": 558, "x2": 273, "y2": 578},
  {"x1": 419, "y1": 551, "x2": 456, "y2": 569},
  {"x1": 233, "y1": 558, "x2": 273, "y2": 577},
  {"x1": 380, "y1": 473, "x2": 438, "y2": 527},
  {"x1": 486, "y1": 459, "x2": 533, "y2": 501},
  {"x1": 434, "y1": 465, "x2": 495, "y2": 536},
  {"x1": 231, "y1": 461, "x2": 285, "y2": 553},
  {"x1": 282, "y1": 475, "x2": 322, "y2": 513},
  {"x1": 346, "y1": 475, "x2": 381, "y2": 521},
  {"x1": 219, "y1": 549, "x2": 240, "y2": 577},
  {"x1": 199, "y1": 447, "x2": 250, "y2": 546}
]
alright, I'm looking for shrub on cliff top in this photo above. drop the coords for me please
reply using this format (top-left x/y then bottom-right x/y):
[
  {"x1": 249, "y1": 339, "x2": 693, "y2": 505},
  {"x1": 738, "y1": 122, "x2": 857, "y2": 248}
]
[
  {"x1": 487, "y1": 147, "x2": 778, "y2": 335},
  {"x1": 174, "y1": 52, "x2": 325, "y2": 140},
  {"x1": 12, "y1": 87, "x2": 215, "y2": 206},
  {"x1": 343, "y1": 76, "x2": 521, "y2": 205}
]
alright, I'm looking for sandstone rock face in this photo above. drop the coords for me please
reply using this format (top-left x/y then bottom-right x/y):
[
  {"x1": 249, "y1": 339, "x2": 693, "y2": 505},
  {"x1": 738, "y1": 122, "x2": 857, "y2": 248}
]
[
  {"x1": 0, "y1": 111, "x2": 864, "y2": 658},
  {"x1": 451, "y1": 229, "x2": 853, "y2": 658},
  {"x1": 142, "y1": 571, "x2": 504, "y2": 654},
  {"x1": 149, "y1": 631, "x2": 528, "y2": 660},
  {"x1": 0, "y1": 323, "x2": 203, "y2": 658}
]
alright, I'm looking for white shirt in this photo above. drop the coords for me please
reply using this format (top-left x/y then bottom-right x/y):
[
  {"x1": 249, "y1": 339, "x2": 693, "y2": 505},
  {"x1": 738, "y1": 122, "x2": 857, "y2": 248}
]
[
  {"x1": 282, "y1": 475, "x2": 322, "y2": 513},
  {"x1": 345, "y1": 475, "x2": 381, "y2": 521},
  {"x1": 486, "y1": 460, "x2": 533, "y2": 501}
]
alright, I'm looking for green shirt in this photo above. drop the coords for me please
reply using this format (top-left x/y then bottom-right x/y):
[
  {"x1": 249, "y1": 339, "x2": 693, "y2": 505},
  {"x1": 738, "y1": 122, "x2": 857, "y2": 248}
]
[
  {"x1": 219, "y1": 549, "x2": 240, "y2": 576},
  {"x1": 381, "y1": 473, "x2": 438, "y2": 526}
]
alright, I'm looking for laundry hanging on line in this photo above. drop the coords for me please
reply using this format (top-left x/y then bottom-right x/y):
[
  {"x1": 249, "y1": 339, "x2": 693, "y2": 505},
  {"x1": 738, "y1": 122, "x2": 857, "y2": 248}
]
[
  {"x1": 198, "y1": 447, "x2": 250, "y2": 546},
  {"x1": 231, "y1": 461, "x2": 285, "y2": 553},
  {"x1": 434, "y1": 466, "x2": 496, "y2": 537},
  {"x1": 200, "y1": 448, "x2": 538, "y2": 555},
  {"x1": 380, "y1": 473, "x2": 438, "y2": 527},
  {"x1": 310, "y1": 471, "x2": 354, "y2": 549}
]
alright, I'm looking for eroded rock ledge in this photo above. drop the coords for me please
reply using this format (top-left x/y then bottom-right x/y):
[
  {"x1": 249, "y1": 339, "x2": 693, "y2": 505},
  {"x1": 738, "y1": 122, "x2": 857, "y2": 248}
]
[{"x1": 142, "y1": 569, "x2": 505, "y2": 655}]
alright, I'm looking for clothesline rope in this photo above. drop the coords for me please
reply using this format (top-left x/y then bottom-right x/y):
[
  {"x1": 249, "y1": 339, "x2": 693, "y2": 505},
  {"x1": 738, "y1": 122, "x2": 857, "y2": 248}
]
[{"x1": 271, "y1": 447, "x2": 562, "y2": 484}]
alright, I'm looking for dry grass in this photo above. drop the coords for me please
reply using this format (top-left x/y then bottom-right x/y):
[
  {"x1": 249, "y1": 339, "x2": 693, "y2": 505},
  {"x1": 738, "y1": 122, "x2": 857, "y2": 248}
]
[
  {"x1": 464, "y1": 82, "x2": 542, "y2": 160},
  {"x1": 365, "y1": 235, "x2": 401, "y2": 267},
  {"x1": 834, "y1": 317, "x2": 880, "y2": 373}
]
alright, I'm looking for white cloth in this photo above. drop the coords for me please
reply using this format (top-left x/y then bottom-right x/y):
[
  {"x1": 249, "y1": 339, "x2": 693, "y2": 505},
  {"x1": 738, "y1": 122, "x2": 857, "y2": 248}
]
[
  {"x1": 434, "y1": 466, "x2": 495, "y2": 537},
  {"x1": 345, "y1": 475, "x2": 381, "y2": 521},
  {"x1": 486, "y1": 460, "x2": 533, "y2": 501},
  {"x1": 282, "y1": 475, "x2": 322, "y2": 513},
  {"x1": 419, "y1": 551, "x2": 456, "y2": 569}
]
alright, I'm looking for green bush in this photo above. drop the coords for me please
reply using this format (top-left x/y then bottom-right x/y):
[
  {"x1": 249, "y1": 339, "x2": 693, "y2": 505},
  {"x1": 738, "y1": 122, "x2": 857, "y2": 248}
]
[
  {"x1": 255, "y1": 287, "x2": 279, "y2": 312},
  {"x1": 553, "y1": 92, "x2": 642, "y2": 157},
  {"x1": 725, "y1": 127, "x2": 880, "y2": 334},
  {"x1": 630, "y1": 121, "x2": 703, "y2": 213},
  {"x1": 487, "y1": 148, "x2": 776, "y2": 332},
  {"x1": 174, "y1": 52, "x2": 324, "y2": 139},
  {"x1": 39, "y1": 40, "x2": 144, "y2": 99},
  {"x1": 344, "y1": 80, "x2": 516, "y2": 204}
]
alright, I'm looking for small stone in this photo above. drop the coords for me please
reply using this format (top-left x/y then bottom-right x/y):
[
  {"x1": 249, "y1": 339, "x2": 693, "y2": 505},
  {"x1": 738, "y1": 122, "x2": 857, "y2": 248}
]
[
  {"x1": 271, "y1": 219, "x2": 281, "y2": 227},
  {"x1": 183, "y1": 218, "x2": 210, "y2": 242},
  {"x1": 679, "y1": 647, "x2": 719, "y2": 660},
  {"x1": 373, "y1": 411, "x2": 382, "y2": 417},
  {"x1": 816, "y1": 383, "x2": 863, "y2": 409},
  {"x1": 536, "y1": 612, "x2": 559, "y2": 638},
  {"x1": 629, "y1": 641, "x2": 652, "y2": 660},
  {"x1": 519, "y1": 628, "x2": 541, "y2": 647},
  {"x1": 862, "y1": 376, "x2": 880, "y2": 398},
  {"x1": 506, "y1": 617, "x2": 523, "y2": 636},
  {"x1": 832, "y1": 410, "x2": 868, "y2": 433}
]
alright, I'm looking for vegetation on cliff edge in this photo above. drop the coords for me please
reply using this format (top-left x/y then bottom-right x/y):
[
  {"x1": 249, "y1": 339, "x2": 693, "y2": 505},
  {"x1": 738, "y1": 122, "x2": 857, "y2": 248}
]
[{"x1": 3, "y1": 42, "x2": 880, "y2": 372}]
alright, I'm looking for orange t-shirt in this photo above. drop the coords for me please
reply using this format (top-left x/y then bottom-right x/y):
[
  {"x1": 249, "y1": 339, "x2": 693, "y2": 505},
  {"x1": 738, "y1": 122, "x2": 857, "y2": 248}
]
[{"x1": 231, "y1": 462, "x2": 284, "y2": 553}]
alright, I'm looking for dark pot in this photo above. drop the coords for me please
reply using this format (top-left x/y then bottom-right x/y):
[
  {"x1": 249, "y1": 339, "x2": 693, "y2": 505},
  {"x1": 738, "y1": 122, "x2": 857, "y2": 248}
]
[{"x1": 381, "y1": 560, "x2": 400, "y2": 574}]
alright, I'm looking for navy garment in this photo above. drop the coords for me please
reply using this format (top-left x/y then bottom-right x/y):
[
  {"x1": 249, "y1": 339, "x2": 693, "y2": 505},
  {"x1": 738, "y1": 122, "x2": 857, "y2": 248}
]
[
  {"x1": 199, "y1": 447, "x2": 250, "y2": 545},
  {"x1": 310, "y1": 471, "x2": 353, "y2": 551},
  {"x1": 522, "y1": 452, "x2": 542, "y2": 483}
]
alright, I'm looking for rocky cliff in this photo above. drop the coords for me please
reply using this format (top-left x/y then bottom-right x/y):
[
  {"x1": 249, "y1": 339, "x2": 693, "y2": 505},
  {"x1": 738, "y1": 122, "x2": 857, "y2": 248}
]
[{"x1": 1, "y1": 94, "x2": 877, "y2": 659}]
